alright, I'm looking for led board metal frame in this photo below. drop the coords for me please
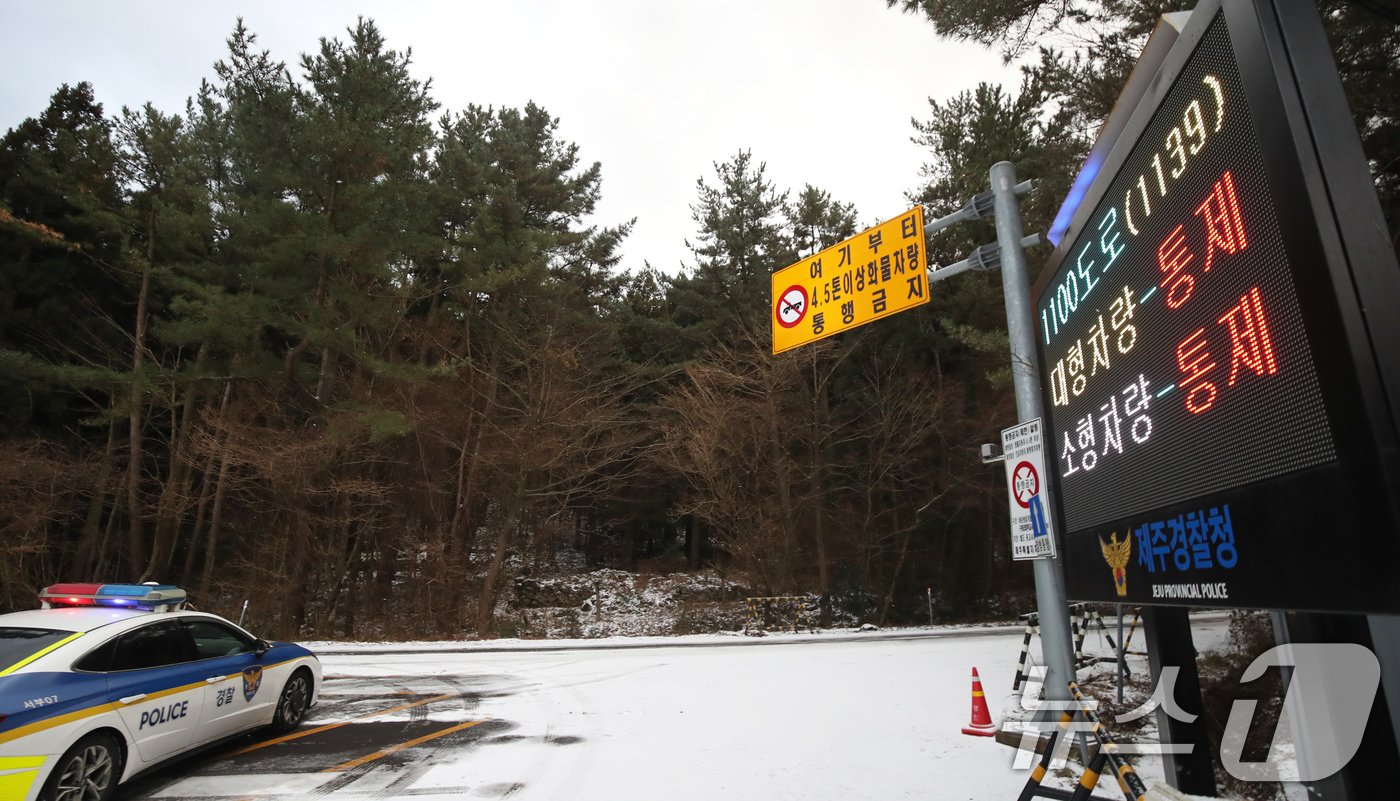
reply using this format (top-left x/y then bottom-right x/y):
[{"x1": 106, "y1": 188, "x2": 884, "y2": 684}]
[{"x1": 1031, "y1": 0, "x2": 1400, "y2": 613}]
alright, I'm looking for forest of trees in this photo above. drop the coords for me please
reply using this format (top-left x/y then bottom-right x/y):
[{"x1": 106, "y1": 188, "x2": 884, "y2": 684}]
[{"x1": 2, "y1": 1, "x2": 1394, "y2": 639}]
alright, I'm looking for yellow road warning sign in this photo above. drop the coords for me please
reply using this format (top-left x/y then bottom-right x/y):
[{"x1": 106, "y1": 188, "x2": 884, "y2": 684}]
[{"x1": 771, "y1": 207, "x2": 928, "y2": 354}]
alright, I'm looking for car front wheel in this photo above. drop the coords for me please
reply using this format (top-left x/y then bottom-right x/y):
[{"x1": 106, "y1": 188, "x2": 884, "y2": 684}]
[
  {"x1": 269, "y1": 669, "x2": 312, "y2": 733},
  {"x1": 42, "y1": 732, "x2": 121, "y2": 801}
]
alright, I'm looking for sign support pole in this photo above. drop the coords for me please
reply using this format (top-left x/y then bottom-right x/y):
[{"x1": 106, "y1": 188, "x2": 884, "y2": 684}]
[
  {"x1": 1141, "y1": 606, "x2": 1217, "y2": 794},
  {"x1": 988, "y1": 161, "x2": 1080, "y2": 727}
]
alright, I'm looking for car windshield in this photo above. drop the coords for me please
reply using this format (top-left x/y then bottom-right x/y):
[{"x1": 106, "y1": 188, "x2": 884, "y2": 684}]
[{"x1": 0, "y1": 627, "x2": 72, "y2": 672}]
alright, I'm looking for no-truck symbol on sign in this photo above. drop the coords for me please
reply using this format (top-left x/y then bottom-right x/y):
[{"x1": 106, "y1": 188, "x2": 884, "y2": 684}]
[
  {"x1": 1011, "y1": 461, "x2": 1039, "y2": 508},
  {"x1": 776, "y1": 285, "x2": 808, "y2": 329}
]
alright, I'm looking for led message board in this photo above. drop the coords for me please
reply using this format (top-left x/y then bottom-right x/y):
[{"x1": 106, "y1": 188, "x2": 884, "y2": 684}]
[{"x1": 1033, "y1": 0, "x2": 1400, "y2": 612}]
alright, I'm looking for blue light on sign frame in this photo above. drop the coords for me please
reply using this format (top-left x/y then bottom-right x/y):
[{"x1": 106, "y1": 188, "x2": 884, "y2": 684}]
[{"x1": 1048, "y1": 151, "x2": 1107, "y2": 247}]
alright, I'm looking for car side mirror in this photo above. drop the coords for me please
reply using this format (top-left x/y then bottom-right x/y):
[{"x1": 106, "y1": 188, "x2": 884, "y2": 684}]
[{"x1": 254, "y1": 639, "x2": 271, "y2": 656}]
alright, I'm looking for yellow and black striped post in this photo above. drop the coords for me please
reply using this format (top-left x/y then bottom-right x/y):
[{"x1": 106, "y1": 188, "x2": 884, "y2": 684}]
[
  {"x1": 1072, "y1": 607, "x2": 1131, "y2": 674},
  {"x1": 1013, "y1": 612, "x2": 1039, "y2": 692},
  {"x1": 1014, "y1": 710, "x2": 1076, "y2": 801},
  {"x1": 1012, "y1": 710, "x2": 1123, "y2": 801},
  {"x1": 1070, "y1": 603, "x2": 1088, "y2": 662},
  {"x1": 1067, "y1": 681, "x2": 1148, "y2": 801},
  {"x1": 1068, "y1": 750, "x2": 1112, "y2": 801},
  {"x1": 1118, "y1": 608, "x2": 1147, "y2": 657}
]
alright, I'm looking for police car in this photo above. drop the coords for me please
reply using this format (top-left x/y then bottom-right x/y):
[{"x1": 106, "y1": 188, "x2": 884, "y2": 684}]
[{"x1": 0, "y1": 583, "x2": 320, "y2": 801}]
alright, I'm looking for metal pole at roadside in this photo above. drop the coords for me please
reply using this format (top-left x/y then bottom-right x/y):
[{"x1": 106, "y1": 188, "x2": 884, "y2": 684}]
[
  {"x1": 1117, "y1": 603, "x2": 1126, "y2": 704},
  {"x1": 987, "y1": 161, "x2": 1080, "y2": 725},
  {"x1": 923, "y1": 162, "x2": 1080, "y2": 731}
]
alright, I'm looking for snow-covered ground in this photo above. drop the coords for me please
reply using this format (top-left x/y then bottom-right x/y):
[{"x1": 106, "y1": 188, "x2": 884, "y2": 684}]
[
  {"x1": 320, "y1": 629, "x2": 1039, "y2": 800},
  {"x1": 149, "y1": 617, "x2": 1244, "y2": 800},
  {"x1": 300, "y1": 617, "x2": 1228, "y2": 801}
]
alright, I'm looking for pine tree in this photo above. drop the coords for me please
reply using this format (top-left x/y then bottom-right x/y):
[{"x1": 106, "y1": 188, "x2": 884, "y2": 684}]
[
  {"x1": 788, "y1": 184, "x2": 858, "y2": 258},
  {"x1": 112, "y1": 101, "x2": 215, "y2": 579},
  {"x1": 0, "y1": 83, "x2": 128, "y2": 440},
  {"x1": 672, "y1": 150, "x2": 795, "y2": 347},
  {"x1": 430, "y1": 99, "x2": 640, "y2": 636}
]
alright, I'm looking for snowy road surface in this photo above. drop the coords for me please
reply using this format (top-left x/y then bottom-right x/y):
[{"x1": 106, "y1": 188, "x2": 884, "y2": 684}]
[{"x1": 117, "y1": 627, "x2": 1091, "y2": 801}]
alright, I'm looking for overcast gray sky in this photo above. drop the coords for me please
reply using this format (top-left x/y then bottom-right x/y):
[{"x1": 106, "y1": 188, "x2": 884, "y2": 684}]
[{"x1": 1, "y1": 0, "x2": 1016, "y2": 275}]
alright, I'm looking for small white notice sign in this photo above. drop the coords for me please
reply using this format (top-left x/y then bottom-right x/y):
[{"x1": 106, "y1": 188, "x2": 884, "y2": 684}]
[{"x1": 1002, "y1": 418, "x2": 1057, "y2": 561}]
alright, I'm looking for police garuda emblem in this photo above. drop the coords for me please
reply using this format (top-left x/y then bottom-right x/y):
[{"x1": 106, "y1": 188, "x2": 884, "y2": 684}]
[
  {"x1": 1100, "y1": 532, "x2": 1132, "y2": 597},
  {"x1": 242, "y1": 665, "x2": 263, "y2": 701}
]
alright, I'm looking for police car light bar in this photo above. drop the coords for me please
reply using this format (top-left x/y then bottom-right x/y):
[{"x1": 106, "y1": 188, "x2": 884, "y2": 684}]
[{"x1": 39, "y1": 583, "x2": 188, "y2": 612}]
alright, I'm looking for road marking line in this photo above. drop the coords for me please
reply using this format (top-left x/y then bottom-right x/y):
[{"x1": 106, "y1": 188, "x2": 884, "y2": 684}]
[
  {"x1": 323, "y1": 719, "x2": 488, "y2": 772},
  {"x1": 226, "y1": 693, "x2": 459, "y2": 756}
]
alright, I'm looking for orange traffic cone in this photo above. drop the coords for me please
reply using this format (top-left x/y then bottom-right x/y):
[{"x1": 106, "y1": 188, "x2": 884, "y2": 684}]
[{"x1": 961, "y1": 667, "x2": 998, "y2": 736}]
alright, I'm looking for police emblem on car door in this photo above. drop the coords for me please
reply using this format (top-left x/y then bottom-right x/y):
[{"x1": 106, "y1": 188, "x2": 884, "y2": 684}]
[{"x1": 242, "y1": 666, "x2": 262, "y2": 701}]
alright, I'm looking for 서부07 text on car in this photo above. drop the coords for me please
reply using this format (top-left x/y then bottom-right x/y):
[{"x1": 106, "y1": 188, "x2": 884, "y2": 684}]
[{"x1": 0, "y1": 583, "x2": 320, "y2": 801}]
